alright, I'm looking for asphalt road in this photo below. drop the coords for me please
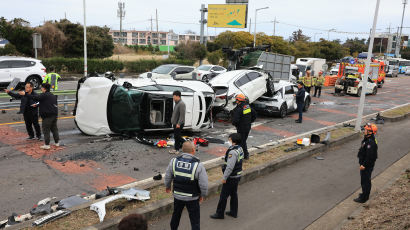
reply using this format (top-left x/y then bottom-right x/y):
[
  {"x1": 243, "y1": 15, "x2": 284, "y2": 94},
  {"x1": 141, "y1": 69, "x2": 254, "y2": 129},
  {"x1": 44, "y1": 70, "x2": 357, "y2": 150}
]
[
  {"x1": 149, "y1": 117, "x2": 410, "y2": 230},
  {"x1": 0, "y1": 76, "x2": 409, "y2": 219}
]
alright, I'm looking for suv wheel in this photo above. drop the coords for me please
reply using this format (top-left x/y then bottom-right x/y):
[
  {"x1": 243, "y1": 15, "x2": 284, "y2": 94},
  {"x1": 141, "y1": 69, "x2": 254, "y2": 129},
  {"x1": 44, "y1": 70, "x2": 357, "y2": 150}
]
[
  {"x1": 372, "y1": 87, "x2": 377, "y2": 95},
  {"x1": 265, "y1": 75, "x2": 275, "y2": 97},
  {"x1": 303, "y1": 97, "x2": 310, "y2": 112},
  {"x1": 26, "y1": 76, "x2": 41, "y2": 90},
  {"x1": 279, "y1": 103, "x2": 287, "y2": 118}
]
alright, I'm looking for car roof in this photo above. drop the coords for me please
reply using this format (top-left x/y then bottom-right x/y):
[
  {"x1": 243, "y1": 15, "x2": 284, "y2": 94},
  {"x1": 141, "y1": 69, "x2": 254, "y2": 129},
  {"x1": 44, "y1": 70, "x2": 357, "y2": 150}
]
[
  {"x1": 159, "y1": 64, "x2": 193, "y2": 68},
  {"x1": 0, "y1": 56, "x2": 39, "y2": 62},
  {"x1": 209, "y1": 70, "x2": 251, "y2": 85},
  {"x1": 274, "y1": 81, "x2": 295, "y2": 90}
]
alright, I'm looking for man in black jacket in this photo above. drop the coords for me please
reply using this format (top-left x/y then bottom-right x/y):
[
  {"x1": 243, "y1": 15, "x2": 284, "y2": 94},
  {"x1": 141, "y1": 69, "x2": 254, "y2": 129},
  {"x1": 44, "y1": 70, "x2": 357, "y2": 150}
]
[
  {"x1": 5, "y1": 82, "x2": 41, "y2": 140},
  {"x1": 231, "y1": 94, "x2": 256, "y2": 160},
  {"x1": 20, "y1": 83, "x2": 59, "y2": 150},
  {"x1": 294, "y1": 82, "x2": 305, "y2": 123},
  {"x1": 354, "y1": 123, "x2": 378, "y2": 203}
]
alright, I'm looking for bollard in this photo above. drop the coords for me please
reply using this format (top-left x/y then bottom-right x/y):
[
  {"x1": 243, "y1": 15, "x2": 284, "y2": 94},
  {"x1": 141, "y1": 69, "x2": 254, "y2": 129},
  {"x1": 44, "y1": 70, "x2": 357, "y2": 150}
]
[{"x1": 64, "y1": 95, "x2": 68, "y2": 112}]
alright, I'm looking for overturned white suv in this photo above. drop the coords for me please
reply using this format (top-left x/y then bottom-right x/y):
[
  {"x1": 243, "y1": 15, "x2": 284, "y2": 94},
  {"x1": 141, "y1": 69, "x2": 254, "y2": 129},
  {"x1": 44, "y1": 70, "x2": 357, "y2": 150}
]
[{"x1": 74, "y1": 77, "x2": 215, "y2": 136}]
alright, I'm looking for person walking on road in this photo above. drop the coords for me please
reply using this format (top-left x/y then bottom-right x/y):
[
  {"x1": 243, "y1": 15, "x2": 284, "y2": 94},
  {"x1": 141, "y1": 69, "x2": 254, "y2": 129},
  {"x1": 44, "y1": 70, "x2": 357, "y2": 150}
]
[
  {"x1": 313, "y1": 71, "x2": 325, "y2": 98},
  {"x1": 210, "y1": 133, "x2": 244, "y2": 220},
  {"x1": 19, "y1": 83, "x2": 59, "y2": 150},
  {"x1": 165, "y1": 141, "x2": 208, "y2": 230},
  {"x1": 294, "y1": 82, "x2": 305, "y2": 123},
  {"x1": 43, "y1": 67, "x2": 61, "y2": 91},
  {"x1": 303, "y1": 71, "x2": 313, "y2": 94},
  {"x1": 232, "y1": 94, "x2": 256, "y2": 160},
  {"x1": 354, "y1": 123, "x2": 378, "y2": 203},
  {"x1": 5, "y1": 82, "x2": 42, "y2": 140},
  {"x1": 170, "y1": 90, "x2": 186, "y2": 154}
]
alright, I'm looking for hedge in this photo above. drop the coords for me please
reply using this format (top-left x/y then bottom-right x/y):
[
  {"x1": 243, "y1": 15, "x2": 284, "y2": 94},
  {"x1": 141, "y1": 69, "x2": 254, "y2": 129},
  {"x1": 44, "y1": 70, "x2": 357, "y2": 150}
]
[{"x1": 40, "y1": 57, "x2": 195, "y2": 74}]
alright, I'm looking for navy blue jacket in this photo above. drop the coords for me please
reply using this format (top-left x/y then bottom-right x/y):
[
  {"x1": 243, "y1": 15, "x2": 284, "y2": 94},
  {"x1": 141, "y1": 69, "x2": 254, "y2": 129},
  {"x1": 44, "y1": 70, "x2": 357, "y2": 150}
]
[
  {"x1": 8, "y1": 91, "x2": 39, "y2": 115},
  {"x1": 296, "y1": 87, "x2": 306, "y2": 104}
]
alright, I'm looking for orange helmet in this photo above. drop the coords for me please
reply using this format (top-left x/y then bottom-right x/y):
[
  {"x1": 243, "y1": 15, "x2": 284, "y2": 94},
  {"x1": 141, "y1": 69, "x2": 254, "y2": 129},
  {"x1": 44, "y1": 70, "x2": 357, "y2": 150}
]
[
  {"x1": 364, "y1": 123, "x2": 377, "y2": 135},
  {"x1": 235, "y1": 94, "x2": 246, "y2": 102}
]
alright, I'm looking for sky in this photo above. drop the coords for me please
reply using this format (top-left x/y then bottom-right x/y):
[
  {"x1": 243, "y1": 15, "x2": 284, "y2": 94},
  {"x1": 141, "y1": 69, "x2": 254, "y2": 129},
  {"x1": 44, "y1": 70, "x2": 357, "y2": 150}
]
[{"x1": 2, "y1": 0, "x2": 410, "y2": 42}]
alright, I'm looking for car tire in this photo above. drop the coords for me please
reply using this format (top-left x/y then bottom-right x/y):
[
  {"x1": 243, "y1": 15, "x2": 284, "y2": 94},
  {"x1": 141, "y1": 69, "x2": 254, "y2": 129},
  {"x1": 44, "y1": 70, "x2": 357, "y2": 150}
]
[
  {"x1": 378, "y1": 81, "x2": 383, "y2": 88},
  {"x1": 303, "y1": 97, "x2": 310, "y2": 112},
  {"x1": 26, "y1": 75, "x2": 41, "y2": 90},
  {"x1": 279, "y1": 103, "x2": 287, "y2": 118},
  {"x1": 357, "y1": 87, "x2": 362, "y2": 97},
  {"x1": 265, "y1": 75, "x2": 275, "y2": 97},
  {"x1": 335, "y1": 88, "x2": 341, "y2": 94},
  {"x1": 372, "y1": 87, "x2": 377, "y2": 95}
]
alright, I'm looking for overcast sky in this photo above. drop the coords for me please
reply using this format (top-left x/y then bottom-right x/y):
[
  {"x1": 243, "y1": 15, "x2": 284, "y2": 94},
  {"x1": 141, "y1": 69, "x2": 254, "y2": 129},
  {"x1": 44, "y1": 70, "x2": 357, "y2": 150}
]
[{"x1": 3, "y1": 0, "x2": 409, "y2": 41}]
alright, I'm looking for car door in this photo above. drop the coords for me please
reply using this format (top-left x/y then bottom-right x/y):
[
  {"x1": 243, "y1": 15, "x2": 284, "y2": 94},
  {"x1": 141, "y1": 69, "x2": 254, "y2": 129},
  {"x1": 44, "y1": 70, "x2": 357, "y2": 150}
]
[
  {"x1": 284, "y1": 86, "x2": 295, "y2": 110},
  {"x1": 246, "y1": 71, "x2": 266, "y2": 100},
  {"x1": 0, "y1": 60, "x2": 12, "y2": 83},
  {"x1": 10, "y1": 60, "x2": 31, "y2": 82}
]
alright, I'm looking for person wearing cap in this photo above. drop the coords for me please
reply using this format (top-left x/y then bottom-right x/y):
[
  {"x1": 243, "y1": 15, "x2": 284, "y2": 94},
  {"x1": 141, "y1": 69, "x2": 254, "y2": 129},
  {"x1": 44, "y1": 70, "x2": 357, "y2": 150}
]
[
  {"x1": 210, "y1": 133, "x2": 244, "y2": 220},
  {"x1": 231, "y1": 94, "x2": 256, "y2": 160},
  {"x1": 165, "y1": 141, "x2": 208, "y2": 230},
  {"x1": 354, "y1": 123, "x2": 378, "y2": 203},
  {"x1": 294, "y1": 82, "x2": 305, "y2": 123},
  {"x1": 313, "y1": 72, "x2": 325, "y2": 98}
]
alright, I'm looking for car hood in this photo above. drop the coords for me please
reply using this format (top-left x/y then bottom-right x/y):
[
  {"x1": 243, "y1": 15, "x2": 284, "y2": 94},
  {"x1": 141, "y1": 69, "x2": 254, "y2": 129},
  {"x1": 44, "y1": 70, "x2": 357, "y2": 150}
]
[{"x1": 139, "y1": 72, "x2": 171, "y2": 79}]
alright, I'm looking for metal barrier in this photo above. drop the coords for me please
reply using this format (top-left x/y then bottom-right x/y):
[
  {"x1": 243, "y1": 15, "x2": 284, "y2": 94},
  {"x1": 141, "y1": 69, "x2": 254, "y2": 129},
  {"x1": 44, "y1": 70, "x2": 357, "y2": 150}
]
[{"x1": 0, "y1": 98, "x2": 76, "y2": 112}]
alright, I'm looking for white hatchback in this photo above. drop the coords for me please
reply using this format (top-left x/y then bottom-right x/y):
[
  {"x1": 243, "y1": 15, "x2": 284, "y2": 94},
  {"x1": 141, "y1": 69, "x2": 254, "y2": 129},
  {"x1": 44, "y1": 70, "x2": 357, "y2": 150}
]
[
  {"x1": 139, "y1": 64, "x2": 198, "y2": 80},
  {"x1": 196, "y1": 65, "x2": 227, "y2": 82},
  {"x1": 0, "y1": 56, "x2": 46, "y2": 89}
]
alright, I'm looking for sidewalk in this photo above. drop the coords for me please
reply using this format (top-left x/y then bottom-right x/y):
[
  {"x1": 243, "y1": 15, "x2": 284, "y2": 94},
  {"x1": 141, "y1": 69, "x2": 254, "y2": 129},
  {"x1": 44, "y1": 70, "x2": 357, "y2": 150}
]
[{"x1": 149, "y1": 118, "x2": 410, "y2": 230}]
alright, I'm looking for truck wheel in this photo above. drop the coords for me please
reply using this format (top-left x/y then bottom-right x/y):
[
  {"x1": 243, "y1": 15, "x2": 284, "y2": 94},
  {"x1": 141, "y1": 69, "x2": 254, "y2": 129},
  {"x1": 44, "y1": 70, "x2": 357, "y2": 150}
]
[
  {"x1": 265, "y1": 75, "x2": 275, "y2": 97},
  {"x1": 335, "y1": 88, "x2": 341, "y2": 94},
  {"x1": 377, "y1": 81, "x2": 383, "y2": 88},
  {"x1": 279, "y1": 103, "x2": 287, "y2": 118},
  {"x1": 372, "y1": 87, "x2": 377, "y2": 95},
  {"x1": 357, "y1": 87, "x2": 362, "y2": 97},
  {"x1": 26, "y1": 76, "x2": 41, "y2": 90},
  {"x1": 303, "y1": 97, "x2": 310, "y2": 112}
]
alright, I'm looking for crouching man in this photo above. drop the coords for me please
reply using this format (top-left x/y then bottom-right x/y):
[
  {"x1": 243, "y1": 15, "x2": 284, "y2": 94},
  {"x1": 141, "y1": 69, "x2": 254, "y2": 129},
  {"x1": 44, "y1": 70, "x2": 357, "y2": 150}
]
[{"x1": 165, "y1": 141, "x2": 208, "y2": 230}]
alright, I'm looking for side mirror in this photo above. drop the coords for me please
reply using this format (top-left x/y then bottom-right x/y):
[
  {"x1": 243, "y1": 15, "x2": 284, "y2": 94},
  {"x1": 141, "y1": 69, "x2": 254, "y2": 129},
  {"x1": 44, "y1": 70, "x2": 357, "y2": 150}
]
[
  {"x1": 147, "y1": 72, "x2": 153, "y2": 78},
  {"x1": 171, "y1": 72, "x2": 177, "y2": 79}
]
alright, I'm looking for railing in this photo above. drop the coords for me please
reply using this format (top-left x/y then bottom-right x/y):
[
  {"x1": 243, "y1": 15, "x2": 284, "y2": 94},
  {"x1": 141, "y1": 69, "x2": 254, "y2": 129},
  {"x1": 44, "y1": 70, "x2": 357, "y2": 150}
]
[{"x1": 0, "y1": 97, "x2": 76, "y2": 112}]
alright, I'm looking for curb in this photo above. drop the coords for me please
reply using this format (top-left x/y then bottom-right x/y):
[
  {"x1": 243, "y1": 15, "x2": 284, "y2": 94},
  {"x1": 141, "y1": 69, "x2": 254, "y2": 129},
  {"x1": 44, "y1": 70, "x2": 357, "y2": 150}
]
[
  {"x1": 84, "y1": 131, "x2": 360, "y2": 230},
  {"x1": 381, "y1": 113, "x2": 409, "y2": 122}
]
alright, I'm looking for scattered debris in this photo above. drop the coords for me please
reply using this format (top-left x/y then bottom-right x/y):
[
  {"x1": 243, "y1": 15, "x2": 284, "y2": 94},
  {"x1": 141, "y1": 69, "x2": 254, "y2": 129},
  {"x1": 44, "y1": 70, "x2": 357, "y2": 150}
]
[
  {"x1": 57, "y1": 196, "x2": 88, "y2": 210},
  {"x1": 153, "y1": 173, "x2": 162, "y2": 181},
  {"x1": 321, "y1": 132, "x2": 331, "y2": 145},
  {"x1": 310, "y1": 134, "x2": 321, "y2": 144},
  {"x1": 121, "y1": 188, "x2": 150, "y2": 200},
  {"x1": 30, "y1": 203, "x2": 52, "y2": 215},
  {"x1": 90, "y1": 194, "x2": 141, "y2": 222},
  {"x1": 343, "y1": 123, "x2": 355, "y2": 128},
  {"x1": 32, "y1": 210, "x2": 71, "y2": 227},
  {"x1": 284, "y1": 145, "x2": 301, "y2": 152},
  {"x1": 113, "y1": 205, "x2": 125, "y2": 211},
  {"x1": 375, "y1": 113, "x2": 385, "y2": 124},
  {"x1": 1, "y1": 110, "x2": 5, "y2": 114},
  {"x1": 314, "y1": 156, "x2": 325, "y2": 160},
  {"x1": 133, "y1": 167, "x2": 139, "y2": 171}
]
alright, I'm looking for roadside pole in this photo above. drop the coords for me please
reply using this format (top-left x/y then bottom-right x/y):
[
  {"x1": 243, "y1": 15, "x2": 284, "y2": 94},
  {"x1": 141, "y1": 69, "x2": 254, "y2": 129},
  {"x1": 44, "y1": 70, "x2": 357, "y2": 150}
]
[
  {"x1": 355, "y1": 0, "x2": 381, "y2": 131},
  {"x1": 199, "y1": 4, "x2": 207, "y2": 65},
  {"x1": 83, "y1": 0, "x2": 87, "y2": 77}
]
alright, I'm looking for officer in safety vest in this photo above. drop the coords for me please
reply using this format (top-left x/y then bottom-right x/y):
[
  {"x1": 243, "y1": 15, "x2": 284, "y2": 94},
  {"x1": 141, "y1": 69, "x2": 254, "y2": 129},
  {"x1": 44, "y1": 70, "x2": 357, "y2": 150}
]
[
  {"x1": 43, "y1": 67, "x2": 61, "y2": 91},
  {"x1": 313, "y1": 71, "x2": 325, "y2": 97},
  {"x1": 354, "y1": 123, "x2": 378, "y2": 203},
  {"x1": 165, "y1": 141, "x2": 208, "y2": 230},
  {"x1": 303, "y1": 70, "x2": 313, "y2": 94},
  {"x1": 210, "y1": 133, "x2": 244, "y2": 219},
  {"x1": 232, "y1": 94, "x2": 256, "y2": 160}
]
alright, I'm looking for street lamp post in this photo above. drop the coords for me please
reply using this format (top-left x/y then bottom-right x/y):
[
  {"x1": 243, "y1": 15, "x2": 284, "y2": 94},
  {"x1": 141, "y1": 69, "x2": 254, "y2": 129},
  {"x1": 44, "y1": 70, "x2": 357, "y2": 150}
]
[
  {"x1": 253, "y1": 6, "x2": 269, "y2": 48},
  {"x1": 355, "y1": 0, "x2": 381, "y2": 131},
  {"x1": 314, "y1": 32, "x2": 322, "y2": 42},
  {"x1": 83, "y1": 0, "x2": 87, "y2": 77},
  {"x1": 395, "y1": 0, "x2": 408, "y2": 57},
  {"x1": 327, "y1": 28, "x2": 336, "y2": 40}
]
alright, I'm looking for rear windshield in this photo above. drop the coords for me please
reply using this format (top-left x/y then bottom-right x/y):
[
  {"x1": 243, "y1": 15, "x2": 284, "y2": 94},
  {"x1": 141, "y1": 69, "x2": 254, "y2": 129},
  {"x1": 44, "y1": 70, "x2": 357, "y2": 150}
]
[
  {"x1": 152, "y1": 65, "x2": 175, "y2": 74},
  {"x1": 197, "y1": 65, "x2": 212, "y2": 71},
  {"x1": 108, "y1": 87, "x2": 143, "y2": 133},
  {"x1": 213, "y1": 87, "x2": 228, "y2": 95}
]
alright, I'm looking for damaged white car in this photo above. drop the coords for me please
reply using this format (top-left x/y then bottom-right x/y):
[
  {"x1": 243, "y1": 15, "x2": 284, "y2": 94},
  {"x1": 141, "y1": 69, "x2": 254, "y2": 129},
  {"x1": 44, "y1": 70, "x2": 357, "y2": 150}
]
[{"x1": 74, "y1": 77, "x2": 215, "y2": 136}]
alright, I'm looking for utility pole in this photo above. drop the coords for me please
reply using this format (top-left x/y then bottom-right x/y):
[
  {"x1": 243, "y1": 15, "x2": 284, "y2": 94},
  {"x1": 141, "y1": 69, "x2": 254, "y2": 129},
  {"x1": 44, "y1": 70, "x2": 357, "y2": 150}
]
[
  {"x1": 327, "y1": 28, "x2": 336, "y2": 40},
  {"x1": 355, "y1": 0, "x2": 380, "y2": 131},
  {"x1": 199, "y1": 4, "x2": 208, "y2": 65},
  {"x1": 150, "y1": 15, "x2": 153, "y2": 45},
  {"x1": 156, "y1": 9, "x2": 159, "y2": 48},
  {"x1": 395, "y1": 0, "x2": 407, "y2": 58},
  {"x1": 272, "y1": 17, "x2": 278, "y2": 36},
  {"x1": 83, "y1": 0, "x2": 87, "y2": 77},
  {"x1": 117, "y1": 1, "x2": 125, "y2": 45},
  {"x1": 254, "y1": 7, "x2": 269, "y2": 47},
  {"x1": 249, "y1": 18, "x2": 251, "y2": 33}
]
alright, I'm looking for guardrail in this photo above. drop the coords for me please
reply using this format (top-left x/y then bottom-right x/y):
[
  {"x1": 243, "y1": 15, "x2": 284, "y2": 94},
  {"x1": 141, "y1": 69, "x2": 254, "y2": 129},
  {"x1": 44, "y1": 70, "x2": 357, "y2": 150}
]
[
  {"x1": 0, "y1": 97, "x2": 76, "y2": 112},
  {"x1": 0, "y1": 90, "x2": 77, "y2": 99}
]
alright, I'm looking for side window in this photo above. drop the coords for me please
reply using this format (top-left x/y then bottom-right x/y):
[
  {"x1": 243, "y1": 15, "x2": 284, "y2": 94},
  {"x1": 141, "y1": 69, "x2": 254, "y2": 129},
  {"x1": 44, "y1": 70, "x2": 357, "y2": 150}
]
[
  {"x1": 10, "y1": 61, "x2": 29, "y2": 68},
  {"x1": 184, "y1": 67, "x2": 194, "y2": 73},
  {"x1": 285, "y1": 86, "x2": 294, "y2": 94},
  {"x1": 235, "y1": 75, "x2": 250, "y2": 87},
  {"x1": 247, "y1": 72, "x2": 261, "y2": 81},
  {"x1": 293, "y1": 86, "x2": 298, "y2": 93},
  {"x1": 0, "y1": 61, "x2": 10, "y2": 69},
  {"x1": 174, "y1": 67, "x2": 192, "y2": 74}
]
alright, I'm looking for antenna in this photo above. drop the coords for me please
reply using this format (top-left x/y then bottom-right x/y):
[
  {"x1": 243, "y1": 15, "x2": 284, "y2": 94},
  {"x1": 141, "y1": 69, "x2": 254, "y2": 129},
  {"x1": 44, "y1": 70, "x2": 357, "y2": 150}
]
[{"x1": 117, "y1": 1, "x2": 126, "y2": 45}]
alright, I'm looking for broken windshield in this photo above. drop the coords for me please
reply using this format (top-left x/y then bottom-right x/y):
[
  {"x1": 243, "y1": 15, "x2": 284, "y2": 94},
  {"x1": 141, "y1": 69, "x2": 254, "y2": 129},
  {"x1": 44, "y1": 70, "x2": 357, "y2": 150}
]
[
  {"x1": 107, "y1": 86, "x2": 144, "y2": 133},
  {"x1": 152, "y1": 65, "x2": 175, "y2": 74}
]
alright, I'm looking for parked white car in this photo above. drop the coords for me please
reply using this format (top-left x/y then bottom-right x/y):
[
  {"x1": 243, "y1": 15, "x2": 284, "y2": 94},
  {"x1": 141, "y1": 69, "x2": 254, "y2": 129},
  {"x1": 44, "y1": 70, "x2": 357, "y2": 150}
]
[
  {"x1": 139, "y1": 64, "x2": 198, "y2": 80},
  {"x1": 335, "y1": 76, "x2": 378, "y2": 96},
  {"x1": 209, "y1": 70, "x2": 274, "y2": 112},
  {"x1": 196, "y1": 65, "x2": 227, "y2": 82},
  {"x1": 0, "y1": 56, "x2": 46, "y2": 89},
  {"x1": 74, "y1": 77, "x2": 215, "y2": 136},
  {"x1": 405, "y1": 68, "x2": 410, "y2": 75},
  {"x1": 253, "y1": 81, "x2": 311, "y2": 118}
]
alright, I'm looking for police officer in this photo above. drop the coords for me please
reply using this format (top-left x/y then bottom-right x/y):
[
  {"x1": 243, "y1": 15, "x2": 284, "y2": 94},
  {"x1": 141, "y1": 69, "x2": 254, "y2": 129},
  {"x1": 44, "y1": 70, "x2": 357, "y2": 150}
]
[
  {"x1": 210, "y1": 133, "x2": 244, "y2": 219},
  {"x1": 165, "y1": 141, "x2": 208, "y2": 230},
  {"x1": 354, "y1": 123, "x2": 378, "y2": 203},
  {"x1": 303, "y1": 70, "x2": 313, "y2": 94},
  {"x1": 313, "y1": 71, "x2": 325, "y2": 98},
  {"x1": 43, "y1": 67, "x2": 61, "y2": 91},
  {"x1": 294, "y1": 82, "x2": 305, "y2": 123},
  {"x1": 232, "y1": 94, "x2": 256, "y2": 160}
]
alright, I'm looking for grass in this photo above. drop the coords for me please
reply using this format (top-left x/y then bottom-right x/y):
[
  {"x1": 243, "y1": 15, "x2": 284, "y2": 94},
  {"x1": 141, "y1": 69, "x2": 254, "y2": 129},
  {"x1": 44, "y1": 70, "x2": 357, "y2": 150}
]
[
  {"x1": 28, "y1": 127, "x2": 356, "y2": 229},
  {"x1": 382, "y1": 104, "x2": 410, "y2": 118},
  {"x1": 107, "y1": 54, "x2": 165, "y2": 62}
]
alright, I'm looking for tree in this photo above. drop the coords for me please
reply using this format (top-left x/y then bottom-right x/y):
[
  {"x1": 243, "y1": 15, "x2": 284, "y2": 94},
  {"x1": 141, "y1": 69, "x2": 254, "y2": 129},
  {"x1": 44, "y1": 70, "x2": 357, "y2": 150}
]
[
  {"x1": 174, "y1": 41, "x2": 207, "y2": 61},
  {"x1": 401, "y1": 47, "x2": 410, "y2": 59},
  {"x1": 206, "y1": 41, "x2": 221, "y2": 52},
  {"x1": 343, "y1": 37, "x2": 367, "y2": 56},
  {"x1": 207, "y1": 50, "x2": 223, "y2": 65},
  {"x1": 215, "y1": 31, "x2": 253, "y2": 49},
  {"x1": 311, "y1": 39, "x2": 349, "y2": 61},
  {"x1": 0, "y1": 43, "x2": 18, "y2": 55},
  {"x1": 0, "y1": 17, "x2": 34, "y2": 55},
  {"x1": 36, "y1": 21, "x2": 66, "y2": 57},
  {"x1": 255, "y1": 33, "x2": 294, "y2": 55},
  {"x1": 56, "y1": 20, "x2": 84, "y2": 57},
  {"x1": 86, "y1": 26, "x2": 114, "y2": 58},
  {"x1": 289, "y1": 29, "x2": 310, "y2": 43}
]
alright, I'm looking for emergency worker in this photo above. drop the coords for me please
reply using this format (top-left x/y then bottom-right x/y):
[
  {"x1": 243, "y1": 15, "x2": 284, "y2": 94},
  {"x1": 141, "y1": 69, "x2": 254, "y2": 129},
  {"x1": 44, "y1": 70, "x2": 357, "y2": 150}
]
[
  {"x1": 231, "y1": 94, "x2": 256, "y2": 160},
  {"x1": 314, "y1": 71, "x2": 325, "y2": 97},
  {"x1": 165, "y1": 141, "x2": 208, "y2": 230},
  {"x1": 303, "y1": 71, "x2": 313, "y2": 94},
  {"x1": 354, "y1": 123, "x2": 378, "y2": 203},
  {"x1": 43, "y1": 67, "x2": 61, "y2": 91},
  {"x1": 210, "y1": 133, "x2": 244, "y2": 219}
]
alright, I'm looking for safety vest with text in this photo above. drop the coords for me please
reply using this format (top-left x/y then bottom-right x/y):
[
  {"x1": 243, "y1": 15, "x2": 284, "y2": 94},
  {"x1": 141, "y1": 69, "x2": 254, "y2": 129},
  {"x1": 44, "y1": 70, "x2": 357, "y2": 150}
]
[
  {"x1": 222, "y1": 145, "x2": 244, "y2": 177},
  {"x1": 172, "y1": 156, "x2": 201, "y2": 197}
]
